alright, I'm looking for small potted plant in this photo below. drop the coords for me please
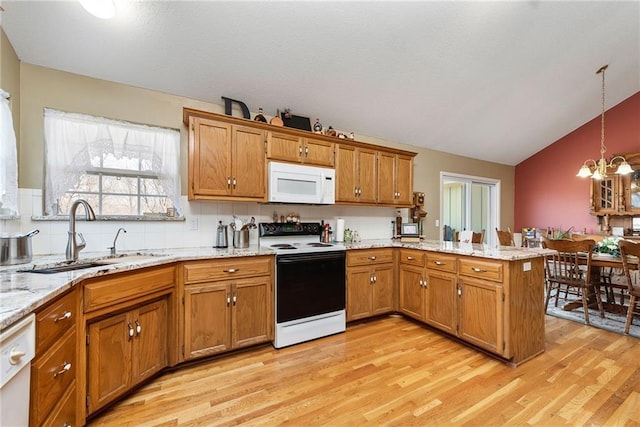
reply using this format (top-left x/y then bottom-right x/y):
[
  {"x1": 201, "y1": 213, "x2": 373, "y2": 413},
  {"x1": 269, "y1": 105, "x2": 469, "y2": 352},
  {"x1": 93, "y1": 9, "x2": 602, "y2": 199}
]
[{"x1": 594, "y1": 236, "x2": 621, "y2": 258}]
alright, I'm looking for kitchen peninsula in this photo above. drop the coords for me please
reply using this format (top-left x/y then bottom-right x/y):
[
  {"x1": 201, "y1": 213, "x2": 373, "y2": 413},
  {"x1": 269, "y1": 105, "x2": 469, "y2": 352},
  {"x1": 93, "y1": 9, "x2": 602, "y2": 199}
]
[{"x1": 0, "y1": 241, "x2": 550, "y2": 425}]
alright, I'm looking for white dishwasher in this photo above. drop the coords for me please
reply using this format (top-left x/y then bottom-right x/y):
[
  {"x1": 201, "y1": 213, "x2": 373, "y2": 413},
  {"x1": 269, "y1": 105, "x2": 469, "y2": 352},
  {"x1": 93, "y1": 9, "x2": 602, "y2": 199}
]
[{"x1": 1, "y1": 314, "x2": 36, "y2": 427}]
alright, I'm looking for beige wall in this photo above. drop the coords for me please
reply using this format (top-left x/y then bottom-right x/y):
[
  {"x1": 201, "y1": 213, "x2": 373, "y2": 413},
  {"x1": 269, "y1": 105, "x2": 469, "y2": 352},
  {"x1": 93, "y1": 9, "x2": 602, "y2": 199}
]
[
  {"x1": 17, "y1": 63, "x2": 514, "y2": 239},
  {"x1": 1, "y1": 28, "x2": 20, "y2": 157}
]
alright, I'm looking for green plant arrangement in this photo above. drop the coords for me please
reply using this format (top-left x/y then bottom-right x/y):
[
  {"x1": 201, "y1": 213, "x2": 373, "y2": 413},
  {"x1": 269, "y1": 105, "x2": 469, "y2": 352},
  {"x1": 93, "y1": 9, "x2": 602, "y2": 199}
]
[
  {"x1": 550, "y1": 226, "x2": 574, "y2": 240},
  {"x1": 594, "y1": 236, "x2": 621, "y2": 258}
]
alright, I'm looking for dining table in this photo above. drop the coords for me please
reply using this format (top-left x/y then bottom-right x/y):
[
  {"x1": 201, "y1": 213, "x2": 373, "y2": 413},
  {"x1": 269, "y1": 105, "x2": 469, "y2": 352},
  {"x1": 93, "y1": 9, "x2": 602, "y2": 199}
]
[{"x1": 562, "y1": 253, "x2": 639, "y2": 313}]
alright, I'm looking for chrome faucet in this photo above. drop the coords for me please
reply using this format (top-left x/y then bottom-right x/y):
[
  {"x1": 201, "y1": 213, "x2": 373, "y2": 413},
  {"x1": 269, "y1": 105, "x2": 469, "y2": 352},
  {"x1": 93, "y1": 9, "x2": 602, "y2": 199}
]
[
  {"x1": 65, "y1": 199, "x2": 96, "y2": 261},
  {"x1": 109, "y1": 227, "x2": 127, "y2": 256}
]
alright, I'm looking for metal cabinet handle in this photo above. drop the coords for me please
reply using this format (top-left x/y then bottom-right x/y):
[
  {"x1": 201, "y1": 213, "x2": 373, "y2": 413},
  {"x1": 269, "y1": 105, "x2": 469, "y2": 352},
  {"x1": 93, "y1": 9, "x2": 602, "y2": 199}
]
[
  {"x1": 227, "y1": 177, "x2": 231, "y2": 188},
  {"x1": 423, "y1": 276, "x2": 427, "y2": 288},
  {"x1": 305, "y1": 146, "x2": 309, "y2": 155},
  {"x1": 368, "y1": 256, "x2": 377, "y2": 260},
  {"x1": 127, "y1": 323, "x2": 135, "y2": 339},
  {"x1": 54, "y1": 311, "x2": 72, "y2": 322},
  {"x1": 233, "y1": 292, "x2": 237, "y2": 306},
  {"x1": 457, "y1": 285, "x2": 462, "y2": 296},
  {"x1": 226, "y1": 294, "x2": 231, "y2": 306},
  {"x1": 54, "y1": 362, "x2": 72, "y2": 378},
  {"x1": 233, "y1": 177, "x2": 237, "y2": 188},
  {"x1": 407, "y1": 256, "x2": 415, "y2": 260},
  {"x1": 372, "y1": 274, "x2": 377, "y2": 283},
  {"x1": 135, "y1": 320, "x2": 141, "y2": 334},
  {"x1": 471, "y1": 267, "x2": 487, "y2": 273},
  {"x1": 434, "y1": 261, "x2": 446, "y2": 266},
  {"x1": 223, "y1": 268, "x2": 239, "y2": 273},
  {"x1": 299, "y1": 146, "x2": 303, "y2": 154}
]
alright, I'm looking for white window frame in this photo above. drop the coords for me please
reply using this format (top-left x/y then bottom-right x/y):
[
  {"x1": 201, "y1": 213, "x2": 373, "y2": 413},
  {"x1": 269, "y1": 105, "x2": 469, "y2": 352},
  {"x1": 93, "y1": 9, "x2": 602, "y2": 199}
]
[{"x1": 43, "y1": 108, "x2": 182, "y2": 218}]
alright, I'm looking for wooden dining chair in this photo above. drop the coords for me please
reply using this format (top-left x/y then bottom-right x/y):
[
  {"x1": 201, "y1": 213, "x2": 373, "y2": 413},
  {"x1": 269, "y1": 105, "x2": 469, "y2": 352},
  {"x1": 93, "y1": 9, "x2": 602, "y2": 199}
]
[
  {"x1": 496, "y1": 227, "x2": 514, "y2": 246},
  {"x1": 472, "y1": 229, "x2": 485, "y2": 244},
  {"x1": 541, "y1": 236, "x2": 604, "y2": 325},
  {"x1": 619, "y1": 240, "x2": 640, "y2": 334}
]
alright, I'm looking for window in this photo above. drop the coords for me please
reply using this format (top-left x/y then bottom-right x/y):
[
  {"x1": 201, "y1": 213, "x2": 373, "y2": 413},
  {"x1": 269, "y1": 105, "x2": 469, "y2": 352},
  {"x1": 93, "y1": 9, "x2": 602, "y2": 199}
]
[
  {"x1": 0, "y1": 89, "x2": 19, "y2": 217},
  {"x1": 43, "y1": 109, "x2": 181, "y2": 217}
]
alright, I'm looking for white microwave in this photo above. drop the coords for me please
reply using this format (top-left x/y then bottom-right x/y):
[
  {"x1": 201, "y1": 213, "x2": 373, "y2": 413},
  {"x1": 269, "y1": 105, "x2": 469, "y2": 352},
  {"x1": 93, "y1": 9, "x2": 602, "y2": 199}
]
[{"x1": 268, "y1": 162, "x2": 335, "y2": 204}]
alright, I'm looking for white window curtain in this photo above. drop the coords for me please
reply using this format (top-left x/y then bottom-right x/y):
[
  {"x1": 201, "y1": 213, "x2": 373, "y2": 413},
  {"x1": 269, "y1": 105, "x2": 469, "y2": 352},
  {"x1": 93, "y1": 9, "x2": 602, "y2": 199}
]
[
  {"x1": 0, "y1": 89, "x2": 19, "y2": 216},
  {"x1": 44, "y1": 108, "x2": 182, "y2": 216}
]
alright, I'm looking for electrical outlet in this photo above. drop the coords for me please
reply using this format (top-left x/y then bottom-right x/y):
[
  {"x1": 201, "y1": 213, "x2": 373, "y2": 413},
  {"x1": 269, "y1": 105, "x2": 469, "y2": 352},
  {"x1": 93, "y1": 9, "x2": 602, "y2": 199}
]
[
  {"x1": 523, "y1": 262, "x2": 531, "y2": 271},
  {"x1": 189, "y1": 218, "x2": 198, "y2": 230}
]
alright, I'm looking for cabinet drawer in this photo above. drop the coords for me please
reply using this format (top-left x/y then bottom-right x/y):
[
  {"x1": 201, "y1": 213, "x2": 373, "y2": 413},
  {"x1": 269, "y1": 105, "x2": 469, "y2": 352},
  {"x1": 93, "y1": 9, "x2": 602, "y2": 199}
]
[
  {"x1": 31, "y1": 328, "x2": 76, "y2": 426},
  {"x1": 41, "y1": 383, "x2": 76, "y2": 427},
  {"x1": 183, "y1": 256, "x2": 272, "y2": 284},
  {"x1": 36, "y1": 289, "x2": 76, "y2": 354},
  {"x1": 84, "y1": 265, "x2": 175, "y2": 313},
  {"x1": 426, "y1": 253, "x2": 457, "y2": 273},
  {"x1": 458, "y1": 258, "x2": 504, "y2": 282},
  {"x1": 347, "y1": 249, "x2": 393, "y2": 266},
  {"x1": 399, "y1": 249, "x2": 425, "y2": 267}
]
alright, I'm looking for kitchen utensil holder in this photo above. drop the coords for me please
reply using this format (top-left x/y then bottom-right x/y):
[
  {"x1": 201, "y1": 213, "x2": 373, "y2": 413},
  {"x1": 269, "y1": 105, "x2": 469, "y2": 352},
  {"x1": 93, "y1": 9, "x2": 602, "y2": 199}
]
[{"x1": 233, "y1": 229, "x2": 249, "y2": 248}]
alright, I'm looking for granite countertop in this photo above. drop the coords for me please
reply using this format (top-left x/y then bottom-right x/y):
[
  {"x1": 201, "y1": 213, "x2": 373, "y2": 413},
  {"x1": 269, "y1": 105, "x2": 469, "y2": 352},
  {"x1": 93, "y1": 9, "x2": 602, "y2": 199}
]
[{"x1": 1, "y1": 240, "x2": 551, "y2": 331}]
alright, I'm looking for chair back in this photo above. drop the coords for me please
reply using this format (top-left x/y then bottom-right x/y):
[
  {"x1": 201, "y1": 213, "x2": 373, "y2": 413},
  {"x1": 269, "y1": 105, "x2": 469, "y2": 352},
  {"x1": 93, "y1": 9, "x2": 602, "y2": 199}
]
[
  {"x1": 472, "y1": 229, "x2": 485, "y2": 244},
  {"x1": 496, "y1": 227, "x2": 514, "y2": 246},
  {"x1": 541, "y1": 237, "x2": 596, "y2": 287},
  {"x1": 619, "y1": 240, "x2": 640, "y2": 293}
]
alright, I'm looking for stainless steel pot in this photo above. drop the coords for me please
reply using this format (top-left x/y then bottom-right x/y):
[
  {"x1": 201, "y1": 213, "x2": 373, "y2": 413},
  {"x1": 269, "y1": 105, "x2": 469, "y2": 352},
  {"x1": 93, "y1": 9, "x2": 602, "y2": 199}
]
[{"x1": 0, "y1": 229, "x2": 39, "y2": 266}]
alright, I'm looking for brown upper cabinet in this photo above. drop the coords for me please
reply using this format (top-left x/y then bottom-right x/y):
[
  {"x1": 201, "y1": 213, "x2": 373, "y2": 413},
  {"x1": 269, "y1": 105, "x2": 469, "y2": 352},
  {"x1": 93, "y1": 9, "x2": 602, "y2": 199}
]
[
  {"x1": 188, "y1": 116, "x2": 267, "y2": 201},
  {"x1": 590, "y1": 152, "x2": 640, "y2": 216},
  {"x1": 378, "y1": 152, "x2": 413, "y2": 206},
  {"x1": 267, "y1": 131, "x2": 335, "y2": 167},
  {"x1": 184, "y1": 108, "x2": 416, "y2": 206}
]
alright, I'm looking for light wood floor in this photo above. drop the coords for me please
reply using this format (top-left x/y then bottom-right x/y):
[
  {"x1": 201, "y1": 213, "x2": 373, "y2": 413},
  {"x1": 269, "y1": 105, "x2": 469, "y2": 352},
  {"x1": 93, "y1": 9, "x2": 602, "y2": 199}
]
[{"x1": 89, "y1": 315, "x2": 640, "y2": 426}]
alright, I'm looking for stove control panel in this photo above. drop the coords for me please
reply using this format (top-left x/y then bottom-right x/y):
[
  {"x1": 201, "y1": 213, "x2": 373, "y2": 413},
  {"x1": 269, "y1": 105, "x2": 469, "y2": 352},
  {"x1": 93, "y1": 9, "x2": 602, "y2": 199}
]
[{"x1": 259, "y1": 222, "x2": 322, "y2": 237}]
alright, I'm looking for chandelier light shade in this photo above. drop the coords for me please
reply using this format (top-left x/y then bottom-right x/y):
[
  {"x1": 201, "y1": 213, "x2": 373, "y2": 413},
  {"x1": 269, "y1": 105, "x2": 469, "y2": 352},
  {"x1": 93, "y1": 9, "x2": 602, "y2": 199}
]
[{"x1": 576, "y1": 64, "x2": 633, "y2": 180}]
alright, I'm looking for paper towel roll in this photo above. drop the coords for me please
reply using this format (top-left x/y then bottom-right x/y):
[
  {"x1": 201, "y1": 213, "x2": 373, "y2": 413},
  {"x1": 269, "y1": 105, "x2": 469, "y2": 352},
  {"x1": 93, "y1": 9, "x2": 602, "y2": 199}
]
[{"x1": 335, "y1": 218, "x2": 345, "y2": 242}]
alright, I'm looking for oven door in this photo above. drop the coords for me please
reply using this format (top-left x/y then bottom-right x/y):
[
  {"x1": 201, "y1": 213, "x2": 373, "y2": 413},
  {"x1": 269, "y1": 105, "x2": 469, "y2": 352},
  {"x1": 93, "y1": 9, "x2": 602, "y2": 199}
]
[{"x1": 276, "y1": 251, "x2": 345, "y2": 323}]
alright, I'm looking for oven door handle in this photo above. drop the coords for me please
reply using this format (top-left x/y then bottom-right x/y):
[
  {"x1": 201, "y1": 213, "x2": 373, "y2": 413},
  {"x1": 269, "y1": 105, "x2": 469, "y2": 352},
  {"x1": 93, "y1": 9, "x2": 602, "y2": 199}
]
[{"x1": 277, "y1": 252, "x2": 345, "y2": 263}]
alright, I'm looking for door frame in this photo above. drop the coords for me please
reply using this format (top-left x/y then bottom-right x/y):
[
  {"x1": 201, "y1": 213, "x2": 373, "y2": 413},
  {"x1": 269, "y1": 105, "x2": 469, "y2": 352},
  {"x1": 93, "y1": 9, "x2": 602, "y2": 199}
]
[{"x1": 440, "y1": 172, "x2": 501, "y2": 246}]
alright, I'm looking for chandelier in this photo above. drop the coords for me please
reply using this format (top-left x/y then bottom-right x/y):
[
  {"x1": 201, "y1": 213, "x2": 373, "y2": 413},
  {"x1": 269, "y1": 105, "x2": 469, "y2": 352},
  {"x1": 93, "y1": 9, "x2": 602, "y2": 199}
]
[{"x1": 576, "y1": 65, "x2": 633, "y2": 180}]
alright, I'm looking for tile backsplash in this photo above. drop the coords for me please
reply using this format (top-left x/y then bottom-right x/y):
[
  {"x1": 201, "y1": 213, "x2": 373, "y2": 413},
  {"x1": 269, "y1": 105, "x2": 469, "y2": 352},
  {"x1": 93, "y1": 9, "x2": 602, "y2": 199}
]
[{"x1": 0, "y1": 189, "x2": 401, "y2": 256}]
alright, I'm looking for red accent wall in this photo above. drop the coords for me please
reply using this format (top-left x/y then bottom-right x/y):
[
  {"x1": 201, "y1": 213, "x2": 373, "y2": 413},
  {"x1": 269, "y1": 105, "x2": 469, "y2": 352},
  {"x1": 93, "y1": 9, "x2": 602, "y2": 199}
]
[{"x1": 514, "y1": 91, "x2": 640, "y2": 234}]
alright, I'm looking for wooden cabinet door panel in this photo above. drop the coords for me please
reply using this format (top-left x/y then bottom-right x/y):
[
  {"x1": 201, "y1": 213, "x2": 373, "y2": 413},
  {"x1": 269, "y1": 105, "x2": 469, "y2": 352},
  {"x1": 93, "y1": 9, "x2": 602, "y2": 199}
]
[
  {"x1": 425, "y1": 271, "x2": 457, "y2": 335},
  {"x1": 267, "y1": 132, "x2": 302, "y2": 164},
  {"x1": 184, "y1": 284, "x2": 231, "y2": 359},
  {"x1": 377, "y1": 151, "x2": 396, "y2": 204},
  {"x1": 346, "y1": 267, "x2": 374, "y2": 321},
  {"x1": 358, "y1": 148, "x2": 378, "y2": 203},
  {"x1": 399, "y1": 265, "x2": 424, "y2": 321},
  {"x1": 132, "y1": 299, "x2": 168, "y2": 383},
  {"x1": 336, "y1": 145, "x2": 357, "y2": 202},
  {"x1": 304, "y1": 138, "x2": 334, "y2": 167},
  {"x1": 371, "y1": 265, "x2": 394, "y2": 316},
  {"x1": 232, "y1": 125, "x2": 266, "y2": 199},
  {"x1": 396, "y1": 155, "x2": 413, "y2": 205},
  {"x1": 232, "y1": 277, "x2": 271, "y2": 348},
  {"x1": 458, "y1": 278, "x2": 504, "y2": 355},
  {"x1": 191, "y1": 117, "x2": 232, "y2": 197},
  {"x1": 88, "y1": 313, "x2": 131, "y2": 413}
]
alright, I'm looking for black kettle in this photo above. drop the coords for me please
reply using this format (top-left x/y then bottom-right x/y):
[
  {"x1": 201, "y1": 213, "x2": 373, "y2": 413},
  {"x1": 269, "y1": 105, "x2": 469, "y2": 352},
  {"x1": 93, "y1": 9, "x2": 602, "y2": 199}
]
[{"x1": 215, "y1": 221, "x2": 228, "y2": 248}]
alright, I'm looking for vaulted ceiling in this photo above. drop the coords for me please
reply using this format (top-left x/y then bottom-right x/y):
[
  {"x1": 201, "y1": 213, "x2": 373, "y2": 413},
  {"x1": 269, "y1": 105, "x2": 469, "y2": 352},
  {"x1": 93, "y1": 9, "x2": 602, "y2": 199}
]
[{"x1": 2, "y1": 1, "x2": 638, "y2": 165}]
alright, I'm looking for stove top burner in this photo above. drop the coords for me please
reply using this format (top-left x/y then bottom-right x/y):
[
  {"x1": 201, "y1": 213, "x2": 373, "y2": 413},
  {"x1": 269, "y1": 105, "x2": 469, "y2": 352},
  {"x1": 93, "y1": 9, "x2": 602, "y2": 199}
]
[{"x1": 271, "y1": 244, "x2": 297, "y2": 249}]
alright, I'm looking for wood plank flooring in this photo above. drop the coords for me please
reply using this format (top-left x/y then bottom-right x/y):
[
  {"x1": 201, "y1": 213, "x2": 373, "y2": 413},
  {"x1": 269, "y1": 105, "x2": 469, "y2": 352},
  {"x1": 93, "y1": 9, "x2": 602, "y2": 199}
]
[{"x1": 89, "y1": 315, "x2": 640, "y2": 426}]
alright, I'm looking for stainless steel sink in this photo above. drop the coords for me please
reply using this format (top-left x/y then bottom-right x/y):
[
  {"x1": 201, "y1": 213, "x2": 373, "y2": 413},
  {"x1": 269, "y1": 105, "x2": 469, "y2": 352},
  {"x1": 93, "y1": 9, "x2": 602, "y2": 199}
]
[{"x1": 20, "y1": 262, "x2": 106, "y2": 274}]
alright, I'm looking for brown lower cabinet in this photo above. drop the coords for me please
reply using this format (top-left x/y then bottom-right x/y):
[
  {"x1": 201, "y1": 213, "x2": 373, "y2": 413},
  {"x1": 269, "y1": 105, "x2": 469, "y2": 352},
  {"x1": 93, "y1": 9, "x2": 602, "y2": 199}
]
[
  {"x1": 182, "y1": 256, "x2": 274, "y2": 361},
  {"x1": 346, "y1": 248, "x2": 395, "y2": 321},
  {"x1": 86, "y1": 298, "x2": 168, "y2": 413}
]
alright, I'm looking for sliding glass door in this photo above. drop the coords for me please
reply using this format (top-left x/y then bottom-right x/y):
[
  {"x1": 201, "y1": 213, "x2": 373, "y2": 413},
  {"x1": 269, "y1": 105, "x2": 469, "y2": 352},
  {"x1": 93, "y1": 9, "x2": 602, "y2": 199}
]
[{"x1": 441, "y1": 173, "x2": 500, "y2": 246}]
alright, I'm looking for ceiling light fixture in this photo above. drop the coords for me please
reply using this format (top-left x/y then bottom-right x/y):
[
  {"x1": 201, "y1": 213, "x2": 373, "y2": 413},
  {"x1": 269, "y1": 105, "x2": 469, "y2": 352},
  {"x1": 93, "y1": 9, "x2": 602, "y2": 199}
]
[
  {"x1": 576, "y1": 64, "x2": 633, "y2": 180},
  {"x1": 79, "y1": 0, "x2": 115, "y2": 19}
]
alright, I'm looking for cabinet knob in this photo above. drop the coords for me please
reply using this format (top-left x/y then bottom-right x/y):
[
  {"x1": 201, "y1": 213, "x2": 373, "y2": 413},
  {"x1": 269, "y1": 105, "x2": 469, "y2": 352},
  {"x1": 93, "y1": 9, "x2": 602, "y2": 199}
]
[
  {"x1": 54, "y1": 362, "x2": 72, "y2": 378},
  {"x1": 54, "y1": 311, "x2": 72, "y2": 323}
]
